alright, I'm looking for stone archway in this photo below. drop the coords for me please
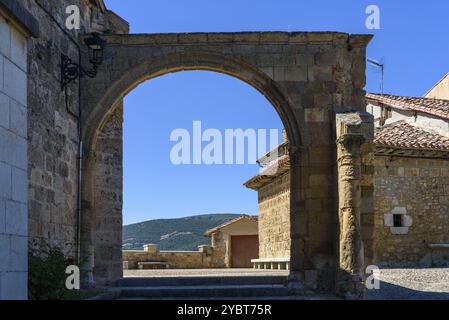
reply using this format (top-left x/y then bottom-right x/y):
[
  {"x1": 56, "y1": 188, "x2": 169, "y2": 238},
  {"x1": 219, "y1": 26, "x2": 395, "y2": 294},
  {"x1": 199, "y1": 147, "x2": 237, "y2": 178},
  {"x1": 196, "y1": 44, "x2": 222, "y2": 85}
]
[{"x1": 79, "y1": 32, "x2": 373, "y2": 295}]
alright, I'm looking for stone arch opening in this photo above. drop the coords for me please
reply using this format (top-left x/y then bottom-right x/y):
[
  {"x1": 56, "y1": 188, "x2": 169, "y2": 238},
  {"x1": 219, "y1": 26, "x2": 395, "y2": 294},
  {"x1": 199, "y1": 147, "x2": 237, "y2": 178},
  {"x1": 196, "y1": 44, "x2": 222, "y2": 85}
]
[{"x1": 81, "y1": 53, "x2": 303, "y2": 287}]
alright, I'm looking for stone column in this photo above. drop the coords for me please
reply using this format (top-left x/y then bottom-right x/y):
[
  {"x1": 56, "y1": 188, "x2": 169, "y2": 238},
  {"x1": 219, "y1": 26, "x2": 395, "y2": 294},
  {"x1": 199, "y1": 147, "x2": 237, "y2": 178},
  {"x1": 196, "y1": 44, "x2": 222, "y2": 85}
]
[{"x1": 335, "y1": 112, "x2": 373, "y2": 298}]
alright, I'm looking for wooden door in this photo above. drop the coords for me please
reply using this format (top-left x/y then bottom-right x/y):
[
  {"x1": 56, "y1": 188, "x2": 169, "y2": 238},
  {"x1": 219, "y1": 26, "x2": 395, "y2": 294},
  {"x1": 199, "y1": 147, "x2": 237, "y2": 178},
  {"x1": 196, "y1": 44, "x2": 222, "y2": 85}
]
[{"x1": 231, "y1": 235, "x2": 259, "y2": 268}]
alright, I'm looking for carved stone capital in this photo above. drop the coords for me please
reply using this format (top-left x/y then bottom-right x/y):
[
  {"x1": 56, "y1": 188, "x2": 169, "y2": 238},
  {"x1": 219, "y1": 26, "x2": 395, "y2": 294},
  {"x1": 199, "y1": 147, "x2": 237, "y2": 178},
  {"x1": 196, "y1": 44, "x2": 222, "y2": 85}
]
[{"x1": 337, "y1": 133, "x2": 365, "y2": 151}]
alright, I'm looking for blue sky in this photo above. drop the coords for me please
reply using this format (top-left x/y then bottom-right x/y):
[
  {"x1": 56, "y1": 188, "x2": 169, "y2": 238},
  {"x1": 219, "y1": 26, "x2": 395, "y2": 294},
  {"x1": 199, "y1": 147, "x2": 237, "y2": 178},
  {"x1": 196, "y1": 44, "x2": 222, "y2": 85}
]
[{"x1": 103, "y1": 0, "x2": 449, "y2": 224}]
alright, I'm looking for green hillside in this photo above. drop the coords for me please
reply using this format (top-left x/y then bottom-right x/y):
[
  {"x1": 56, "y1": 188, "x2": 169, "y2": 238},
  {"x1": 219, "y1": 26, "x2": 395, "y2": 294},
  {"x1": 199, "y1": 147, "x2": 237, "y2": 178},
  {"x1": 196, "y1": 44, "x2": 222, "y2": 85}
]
[{"x1": 122, "y1": 214, "x2": 243, "y2": 251}]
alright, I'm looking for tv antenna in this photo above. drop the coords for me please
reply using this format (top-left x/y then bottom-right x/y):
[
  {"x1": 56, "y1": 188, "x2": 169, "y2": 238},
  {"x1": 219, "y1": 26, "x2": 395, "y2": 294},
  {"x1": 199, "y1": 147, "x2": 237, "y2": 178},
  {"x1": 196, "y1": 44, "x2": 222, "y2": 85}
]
[{"x1": 367, "y1": 58, "x2": 385, "y2": 95}]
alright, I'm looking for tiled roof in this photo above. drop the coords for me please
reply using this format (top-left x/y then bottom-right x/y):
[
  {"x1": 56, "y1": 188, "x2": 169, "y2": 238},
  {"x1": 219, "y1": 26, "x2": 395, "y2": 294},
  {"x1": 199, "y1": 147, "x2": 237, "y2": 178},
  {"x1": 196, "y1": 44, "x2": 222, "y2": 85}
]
[
  {"x1": 374, "y1": 121, "x2": 449, "y2": 152},
  {"x1": 204, "y1": 215, "x2": 258, "y2": 236},
  {"x1": 243, "y1": 155, "x2": 290, "y2": 190},
  {"x1": 366, "y1": 93, "x2": 449, "y2": 120}
]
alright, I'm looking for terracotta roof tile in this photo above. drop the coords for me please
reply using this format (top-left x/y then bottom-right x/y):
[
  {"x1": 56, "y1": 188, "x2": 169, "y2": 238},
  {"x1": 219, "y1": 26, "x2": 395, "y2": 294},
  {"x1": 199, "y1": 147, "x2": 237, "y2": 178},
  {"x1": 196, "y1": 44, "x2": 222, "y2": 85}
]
[
  {"x1": 374, "y1": 121, "x2": 449, "y2": 152},
  {"x1": 366, "y1": 93, "x2": 449, "y2": 120}
]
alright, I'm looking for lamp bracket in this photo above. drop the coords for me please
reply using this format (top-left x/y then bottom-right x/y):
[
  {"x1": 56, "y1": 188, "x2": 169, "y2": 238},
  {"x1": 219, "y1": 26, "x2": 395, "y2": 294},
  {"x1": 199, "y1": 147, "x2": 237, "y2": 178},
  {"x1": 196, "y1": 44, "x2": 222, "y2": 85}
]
[{"x1": 61, "y1": 54, "x2": 98, "y2": 91}]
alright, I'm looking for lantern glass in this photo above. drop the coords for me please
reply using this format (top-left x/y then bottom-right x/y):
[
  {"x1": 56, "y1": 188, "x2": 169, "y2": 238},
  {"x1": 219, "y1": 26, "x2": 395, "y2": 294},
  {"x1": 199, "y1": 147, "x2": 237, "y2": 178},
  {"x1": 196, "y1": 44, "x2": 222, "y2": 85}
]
[
  {"x1": 92, "y1": 48, "x2": 103, "y2": 65},
  {"x1": 85, "y1": 33, "x2": 105, "y2": 65}
]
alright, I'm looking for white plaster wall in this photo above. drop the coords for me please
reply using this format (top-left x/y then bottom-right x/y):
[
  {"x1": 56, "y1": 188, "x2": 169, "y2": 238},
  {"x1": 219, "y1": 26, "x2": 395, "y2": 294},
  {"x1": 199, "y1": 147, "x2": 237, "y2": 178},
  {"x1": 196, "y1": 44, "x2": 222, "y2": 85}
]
[
  {"x1": 0, "y1": 13, "x2": 28, "y2": 300},
  {"x1": 425, "y1": 73, "x2": 449, "y2": 100},
  {"x1": 220, "y1": 219, "x2": 258, "y2": 236},
  {"x1": 368, "y1": 102, "x2": 449, "y2": 137},
  {"x1": 412, "y1": 114, "x2": 449, "y2": 137},
  {"x1": 384, "y1": 108, "x2": 413, "y2": 125},
  {"x1": 367, "y1": 103, "x2": 383, "y2": 125}
]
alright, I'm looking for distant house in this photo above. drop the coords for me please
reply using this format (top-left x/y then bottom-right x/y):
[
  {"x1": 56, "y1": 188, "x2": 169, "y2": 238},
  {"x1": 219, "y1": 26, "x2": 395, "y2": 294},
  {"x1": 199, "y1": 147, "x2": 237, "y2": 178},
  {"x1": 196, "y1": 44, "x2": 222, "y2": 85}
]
[
  {"x1": 204, "y1": 216, "x2": 259, "y2": 268},
  {"x1": 366, "y1": 93, "x2": 449, "y2": 137}
]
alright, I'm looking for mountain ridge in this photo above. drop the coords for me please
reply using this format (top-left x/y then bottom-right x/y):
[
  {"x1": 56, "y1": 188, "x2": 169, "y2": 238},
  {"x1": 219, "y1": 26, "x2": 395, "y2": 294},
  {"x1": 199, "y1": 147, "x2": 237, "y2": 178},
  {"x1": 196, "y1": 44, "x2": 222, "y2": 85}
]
[{"x1": 123, "y1": 213, "x2": 247, "y2": 251}]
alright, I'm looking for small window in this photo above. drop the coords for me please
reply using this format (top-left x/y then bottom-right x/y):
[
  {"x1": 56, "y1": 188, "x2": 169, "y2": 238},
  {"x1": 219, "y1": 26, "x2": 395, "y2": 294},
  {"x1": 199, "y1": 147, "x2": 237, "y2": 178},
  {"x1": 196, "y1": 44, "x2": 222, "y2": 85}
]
[
  {"x1": 393, "y1": 214, "x2": 403, "y2": 227},
  {"x1": 385, "y1": 107, "x2": 392, "y2": 119}
]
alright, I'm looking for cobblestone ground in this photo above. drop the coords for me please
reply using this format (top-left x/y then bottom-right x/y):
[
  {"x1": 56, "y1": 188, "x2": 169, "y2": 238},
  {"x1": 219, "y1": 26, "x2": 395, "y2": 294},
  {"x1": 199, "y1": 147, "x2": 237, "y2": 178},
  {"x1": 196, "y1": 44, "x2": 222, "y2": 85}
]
[
  {"x1": 365, "y1": 268, "x2": 449, "y2": 300},
  {"x1": 124, "y1": 268, "x2": 449, "y2": 299}
]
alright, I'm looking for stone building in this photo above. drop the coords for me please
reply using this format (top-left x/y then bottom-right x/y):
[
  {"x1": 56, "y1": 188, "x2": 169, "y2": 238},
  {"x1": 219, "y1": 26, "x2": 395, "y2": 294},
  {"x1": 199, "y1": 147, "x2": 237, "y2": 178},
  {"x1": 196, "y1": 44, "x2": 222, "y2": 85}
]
[
  {"x1": 204, "y1": 215, "x2": 259, "y2": 268},
  {"x1": 244, "y1": 138, "x2": 291, "y2": 270},
  {"x1": 0, "y1": 0, "x2": 128, "y2": 299},
  {"x1": 367, "y1": 93, "x2": 449, "y2": 266},
  {"x1": 246, "y1": 92, "x2": 449, "y2": 268}
]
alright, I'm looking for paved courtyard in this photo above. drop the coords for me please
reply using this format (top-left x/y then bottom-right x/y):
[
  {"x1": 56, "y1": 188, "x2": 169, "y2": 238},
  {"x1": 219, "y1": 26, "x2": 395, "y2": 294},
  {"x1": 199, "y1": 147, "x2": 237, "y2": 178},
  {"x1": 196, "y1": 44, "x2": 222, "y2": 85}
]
[
  {"x1": 365, "y1": 268, "x2": 449, "y2": 300},
  {"x1": 124, "y1": 268, "x2": 449, "y2": 300}
]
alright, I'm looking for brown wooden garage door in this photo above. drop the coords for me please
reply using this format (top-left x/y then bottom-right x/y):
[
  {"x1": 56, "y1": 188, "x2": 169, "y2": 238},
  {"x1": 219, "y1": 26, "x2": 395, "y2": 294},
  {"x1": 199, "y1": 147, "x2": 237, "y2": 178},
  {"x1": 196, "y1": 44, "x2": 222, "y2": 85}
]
[{"x1": 231, "y1": 235, "x2": 259, "y2": 268}]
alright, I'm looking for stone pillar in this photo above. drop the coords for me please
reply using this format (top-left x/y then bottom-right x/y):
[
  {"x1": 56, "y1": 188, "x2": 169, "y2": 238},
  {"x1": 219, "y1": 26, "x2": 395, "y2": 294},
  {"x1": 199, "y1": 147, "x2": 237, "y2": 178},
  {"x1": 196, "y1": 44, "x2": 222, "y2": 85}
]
[
  {"x1": 335, "y1": 111, "x2": 374, "y2": 298},
  {"x1": 287, "y1": 146, "x2": 307, "y2": 292},
  {"x1": 210, "y1": 232, "x2": 226, "y2": 268},
  {"x1": 198, "y1": 245, "x2": 212, "y2": 255},
  {"x1": 91, "y1": 102, "x2": 124, "y2": 286},
  {"x1": 143, "y1": 244, "x2": 158, "y2": 254}
]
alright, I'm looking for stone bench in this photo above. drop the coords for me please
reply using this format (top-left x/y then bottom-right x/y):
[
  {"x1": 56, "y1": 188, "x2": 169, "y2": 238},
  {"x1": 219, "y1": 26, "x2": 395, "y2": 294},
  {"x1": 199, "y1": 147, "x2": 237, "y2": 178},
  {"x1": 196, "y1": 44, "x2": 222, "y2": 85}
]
[
  {"x1": 251, "y1": 258, "x2": 290, "y2": 270},
  {"x1": 137, "y1": 262, "x2": 170, "y2": 270}
]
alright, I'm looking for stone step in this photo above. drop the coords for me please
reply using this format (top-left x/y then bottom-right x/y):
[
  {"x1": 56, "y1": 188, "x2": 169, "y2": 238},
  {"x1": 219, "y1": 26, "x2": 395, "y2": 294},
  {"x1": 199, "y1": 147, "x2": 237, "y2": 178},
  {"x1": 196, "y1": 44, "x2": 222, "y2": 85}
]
[
  {"x1": 115, "y1": 284, "x2": 289, "y2": 299},
  {"x1": 116, "y1": 276, "x2": 288, "y2": 287}
]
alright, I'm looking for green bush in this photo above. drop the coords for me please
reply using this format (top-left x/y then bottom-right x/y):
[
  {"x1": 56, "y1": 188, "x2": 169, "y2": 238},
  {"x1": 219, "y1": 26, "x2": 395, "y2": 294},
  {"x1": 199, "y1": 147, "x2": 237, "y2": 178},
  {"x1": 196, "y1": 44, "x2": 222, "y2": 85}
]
[{"x1": 28, "y1": 240, "x2": 99, "y2": 300}]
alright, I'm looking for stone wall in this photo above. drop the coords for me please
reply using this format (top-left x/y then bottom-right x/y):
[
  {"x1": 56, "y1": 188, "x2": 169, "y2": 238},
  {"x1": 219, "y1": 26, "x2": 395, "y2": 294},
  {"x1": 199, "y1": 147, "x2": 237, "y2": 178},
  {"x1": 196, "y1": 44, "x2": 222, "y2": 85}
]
[
  {"x1": 373, "y1": 156, "x2": 449, "y2": 266},
  {"x1": 22, "y1": 0, "x2": 97, "y2": 256},
  {"x1": 14, "y1": 0, "x2": 127, "y2": 260},
  {"x1": 210, "y1": 232, "x2": 226, "y2": 268},
  {"x1": 92, "y1": 103, "x2": 123, "y2": 285},
  {"x1": 1, "y1": 1, "x2": 129, "y2": 293},
  {"x1": 123, "y1": 244, "x2": 217, "y2": 269},
  {"x1": 257, "y1": 172, "x2": 290, "y2": 259},
  {"x1": 0, "y1": 6, "x2": 30, "y2": 300}
]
